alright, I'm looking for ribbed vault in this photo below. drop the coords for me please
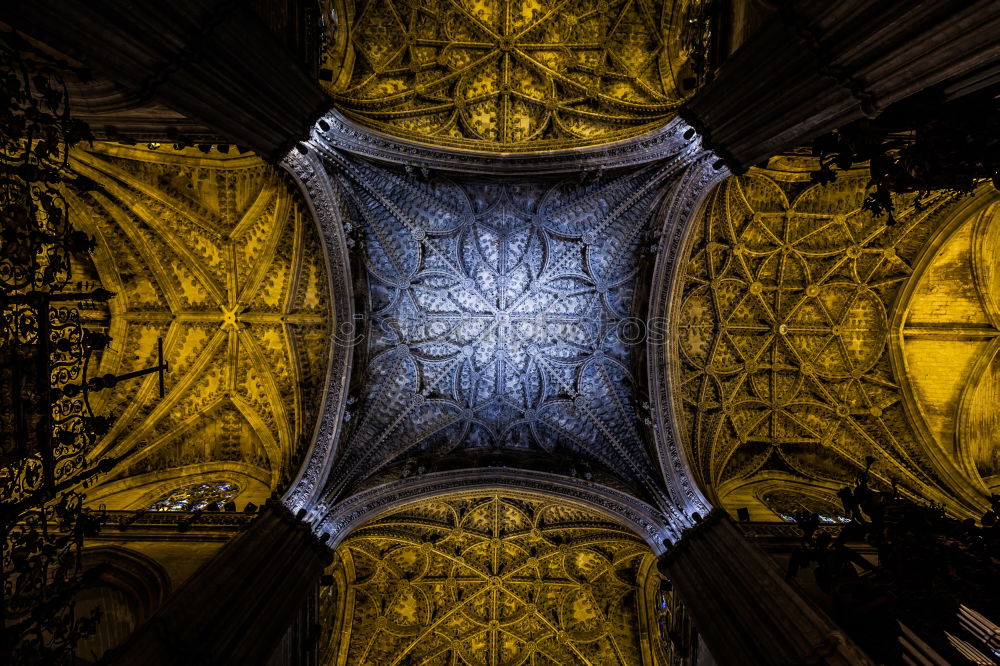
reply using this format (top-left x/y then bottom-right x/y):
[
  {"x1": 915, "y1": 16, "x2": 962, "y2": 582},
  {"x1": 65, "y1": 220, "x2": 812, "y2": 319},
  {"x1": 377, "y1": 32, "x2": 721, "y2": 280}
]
[
  {"x1": 317, "y1": 151, "x2": 679, "y2": 507},
  {"x1": 320, "y1": 0, "x2": 698, "y2": 152},
  {"x1": 320, "y1": 493, "x2": 661, "y2": 665},
  {"x1": 66, "y1": 144, "x2": 334, "y2": 509},
  {"x1": 667, "y1": 156, "x2": 992, "y2": 519}
]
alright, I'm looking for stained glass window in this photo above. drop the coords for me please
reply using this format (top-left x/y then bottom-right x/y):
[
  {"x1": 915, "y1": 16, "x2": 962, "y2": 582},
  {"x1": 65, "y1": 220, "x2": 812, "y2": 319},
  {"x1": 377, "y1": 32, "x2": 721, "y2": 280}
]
[{"x1": 147, "y1": 480, "x2": 240, "y2": 512}]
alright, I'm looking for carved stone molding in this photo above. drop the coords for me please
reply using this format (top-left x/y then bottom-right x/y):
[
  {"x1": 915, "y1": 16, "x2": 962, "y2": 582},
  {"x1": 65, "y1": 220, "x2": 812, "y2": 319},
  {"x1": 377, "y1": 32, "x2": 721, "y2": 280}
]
[
  {"x1": 314, "y1": 468, "x2": 676, "y2": 552},
  {"x1": 280, "y1": 148, "x2": 357, "y2": 512},
  {"x1": 311, "y1": 109, "x2": 701, "y2": 176},
  {"x1": 646, "y1": 152, "x2": 726, "y2": 523}
]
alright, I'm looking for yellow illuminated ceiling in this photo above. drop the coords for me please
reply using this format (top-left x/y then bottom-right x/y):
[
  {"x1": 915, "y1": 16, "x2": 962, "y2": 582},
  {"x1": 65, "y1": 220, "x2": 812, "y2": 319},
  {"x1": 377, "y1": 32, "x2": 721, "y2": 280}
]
[
  {"x1": 65, "y1": 144, "x2": 333, "y2": 508},
  {"x1": 901, "y1": 199, "x2": 1000, "y2": 493},
  {"x1": 668, "y1": 157, "x2": 989, "y2": 518},
  {"x1": 322, "y1": 495, "x2": 657, "y2": 665},
  {"x1": 322, "y1": 0, "x2": 695, "y2": 152}
]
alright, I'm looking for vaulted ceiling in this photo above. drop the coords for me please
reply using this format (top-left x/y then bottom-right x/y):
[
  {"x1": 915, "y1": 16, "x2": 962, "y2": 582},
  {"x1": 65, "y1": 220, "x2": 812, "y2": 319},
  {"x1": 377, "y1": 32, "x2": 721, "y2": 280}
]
[
  {"x1": 667, "y1": 156, "x2": 994, "y2": 519},
  {"x1": 67, "y1": 144, "x2": 334, "y2": 510},
  {"x1": 319, "y1": 153, "x2": 676, "y2": 506},
  {"x1": 320, "y1": 493, "x2": 660, "y2": 666},
  {"x1": 33, "y1": 3, "x2": 997, "y2": 663},
  {"x1": 321, "y1": 0, "x2": 695, "y2": 151}
]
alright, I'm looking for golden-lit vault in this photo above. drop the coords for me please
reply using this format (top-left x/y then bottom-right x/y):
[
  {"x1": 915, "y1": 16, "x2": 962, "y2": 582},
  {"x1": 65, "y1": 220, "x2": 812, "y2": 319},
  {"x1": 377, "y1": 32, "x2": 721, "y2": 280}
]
[
  {"x1": 64, "y1": 144, "x2": 333, "y2": 509},
  {"x1": 668, "y1": 157, "x2": 993, "y2": 519},
  {"x1": 321, "y1": 494, "x2": 662, "y2": 665},
  {"x1": 900, "y1": 198, "x2": 1000, "y2": 494},
  {"x1": 321, "y1": 0, "x2": 696, "y2": 152}
]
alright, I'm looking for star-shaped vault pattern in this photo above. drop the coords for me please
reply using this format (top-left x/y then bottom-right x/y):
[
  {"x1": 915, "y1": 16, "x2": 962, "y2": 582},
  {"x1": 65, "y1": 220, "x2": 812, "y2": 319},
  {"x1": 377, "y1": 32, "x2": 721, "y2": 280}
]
[
  {"x1": 326, "y1": 155, "x2": 670, "y2": 497},
  {"x1": 670, "y1": 162, "x2": 985, "y2": 516},
  {"x1": 321, "y1": 494, "x2": 653, "y2": 666},
  {"x1": 323, "y1": 0, "x2": 694, "y2": 151}
]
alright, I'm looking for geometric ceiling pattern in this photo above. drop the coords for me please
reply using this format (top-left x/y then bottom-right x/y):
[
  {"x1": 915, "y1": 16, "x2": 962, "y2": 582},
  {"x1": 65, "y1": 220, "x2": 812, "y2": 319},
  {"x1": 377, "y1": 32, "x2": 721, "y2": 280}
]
[
  {"x1": 321, "y1": 494, "x2": 656, "y2": 665},
  {"x1": 669, "y1": 159, "x2": 989, "y2": 518},
  {"x1": 901, "y1": 199, "x2": 1000, "y2": 493},
  {"x1": 322, "y1": 154, "x2": 673, "y2": 503},
  {"x1": 323, "y1": 0, "x2": 693, "y2": 151},
  {"x1": 65, "y1": 144, "x2": 333, "y2": 508}
]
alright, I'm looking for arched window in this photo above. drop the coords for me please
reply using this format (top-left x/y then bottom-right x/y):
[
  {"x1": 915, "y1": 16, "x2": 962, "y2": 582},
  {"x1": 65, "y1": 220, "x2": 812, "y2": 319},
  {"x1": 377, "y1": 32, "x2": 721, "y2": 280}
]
[{"x1": 147, "y1": 480, "x2": 240, "y2": 512}]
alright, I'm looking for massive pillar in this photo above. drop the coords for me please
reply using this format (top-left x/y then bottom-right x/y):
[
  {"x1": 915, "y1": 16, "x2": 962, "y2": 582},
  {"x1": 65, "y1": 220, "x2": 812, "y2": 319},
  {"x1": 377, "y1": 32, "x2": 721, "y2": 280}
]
[
  {"x1": 684, "y1": 0, "x2": 1000, "y2": 170},
  {"x1": 659, "y1": 510, "x2": 871, "y2": 666},
  {"x1": 5, "y1": 0, "x2": 330, "y2": 161},
  {"x1": 109, "y1": 503, "x2": 331, "y2": 666}
]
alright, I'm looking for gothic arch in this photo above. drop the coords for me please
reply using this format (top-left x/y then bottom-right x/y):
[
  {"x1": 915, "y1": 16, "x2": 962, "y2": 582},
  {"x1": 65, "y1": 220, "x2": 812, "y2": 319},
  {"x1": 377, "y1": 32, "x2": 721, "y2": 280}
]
[
  {"x1": 891, "y1": 185, "x2": 1000, "y2": 499},
  {"x1": 280, "y1": 147, "x2": 357, "y2": 513},
  {"x1": 646, "y1": 152, "x2": 724, "y2": 521},
  {"x1": 719, "y1": 476, "x2": 851, "y2": 523},
  {"x1": 316, "y1": 469, "x2": 674, "y2": 553},
  {"x1": 76, "y1": 546, "x2": 172, "y2": 661},
  {"x1": 319, "y1": 490, "x2": 665, "y2": 666}
]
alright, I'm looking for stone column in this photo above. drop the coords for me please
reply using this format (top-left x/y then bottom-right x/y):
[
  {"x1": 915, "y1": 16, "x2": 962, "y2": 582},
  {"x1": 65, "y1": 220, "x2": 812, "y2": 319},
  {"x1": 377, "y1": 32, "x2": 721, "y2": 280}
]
[
  {"x1": 265, "y1": 581, "x2": 320, "y2": 666},
  {"x1": 6, "y1": 0, "x2": 330, "y2": 161},
  {"x1": 683, "y1": 0, "x2": 1000, "y2": 171},
  {"x1": 109, "y1": 503, "x2": 331, "y2": 666},
  {"x1": 658, "y1": 510, "x2": 871, "y2": 666}
]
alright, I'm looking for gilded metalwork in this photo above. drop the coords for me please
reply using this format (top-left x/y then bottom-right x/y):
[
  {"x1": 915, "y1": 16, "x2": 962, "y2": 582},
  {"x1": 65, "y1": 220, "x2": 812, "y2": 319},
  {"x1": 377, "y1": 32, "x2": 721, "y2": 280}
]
[
  {"x1": 324, "y1": 0, "x2": 695, "y2": 152},
  {"x1": 322, "y1": 494, "x2": 654, "y2": 665},
  {"x1": 668, "y1": 160, "x2": 988, "y2": 517}
]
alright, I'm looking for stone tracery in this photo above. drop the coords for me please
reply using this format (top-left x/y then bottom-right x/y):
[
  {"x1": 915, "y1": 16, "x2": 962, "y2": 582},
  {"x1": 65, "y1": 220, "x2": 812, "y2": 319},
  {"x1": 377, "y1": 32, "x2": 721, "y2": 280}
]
[
  {"x1": 322, "y1": 494, "x2": 656, "y2": 665},
  {"x1": 667, "y1": 159, "x2": 990, "y2": 518},
  {"x1": 67, "y1": 144, "x2": 334, "y2": 509},
  {"x1": 323, "y1": 0, "x2": 695, "y2": 152},
  {"x1": 321, "y1": 153, "x2": 675, "y2": 502}
]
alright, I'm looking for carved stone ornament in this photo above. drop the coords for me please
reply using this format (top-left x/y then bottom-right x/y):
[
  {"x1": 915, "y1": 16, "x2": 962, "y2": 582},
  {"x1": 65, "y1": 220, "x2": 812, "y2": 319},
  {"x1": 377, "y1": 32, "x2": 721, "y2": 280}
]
[
  {"x1": 315, "y1": 468, "x2": 676, "y2": 550},
  {"x1": 322, "y1": 0, "x2": 696, "y2": 154},
  {"x1": 664, "y1": 160, "x2": 992, "y2": 517},
  {"x1": 280, "y1": 148, "x2": 357, "y2": 512},
  {"x1": 284, "y1": 104, "x2": 714, "y2": 534},
  {"x1": 311, "y1": 109, "x2": 700, "y2": 176},
  {"x1": 645, "y1": 152, "x2": 722, "y2": 520}
]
